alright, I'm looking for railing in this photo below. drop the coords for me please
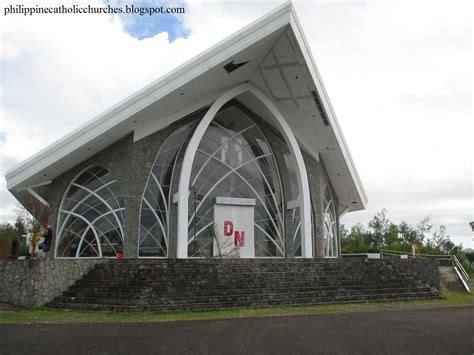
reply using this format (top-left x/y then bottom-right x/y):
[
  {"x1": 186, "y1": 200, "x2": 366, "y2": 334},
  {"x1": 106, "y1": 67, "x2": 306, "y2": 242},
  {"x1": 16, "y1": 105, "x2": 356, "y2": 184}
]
[
  {"x1": 342, "y1": 253, "x2": 381, "y2": 259},
  {"x1": 451, "y1": 255, "x2": 471, "y2": 292},
  {"x1": 380, "y1": 249, "x2": 414, "y2": 259},
  {"x1": 380, "y1": 249, "x2": 471, "y2": 293}
]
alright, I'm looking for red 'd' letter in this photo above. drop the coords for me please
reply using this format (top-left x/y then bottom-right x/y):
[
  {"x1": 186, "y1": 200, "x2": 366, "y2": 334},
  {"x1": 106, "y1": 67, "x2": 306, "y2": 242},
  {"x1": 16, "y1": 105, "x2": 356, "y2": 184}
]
[{"x1": 224, "y1": 221, "x2": 233, "y2": 237}]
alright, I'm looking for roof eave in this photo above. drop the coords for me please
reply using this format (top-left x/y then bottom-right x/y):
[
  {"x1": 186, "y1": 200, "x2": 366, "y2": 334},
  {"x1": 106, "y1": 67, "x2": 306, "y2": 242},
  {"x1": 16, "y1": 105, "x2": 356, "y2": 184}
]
[{"x1": 289, "y1": 10, "x2": 368, "y2": 209}]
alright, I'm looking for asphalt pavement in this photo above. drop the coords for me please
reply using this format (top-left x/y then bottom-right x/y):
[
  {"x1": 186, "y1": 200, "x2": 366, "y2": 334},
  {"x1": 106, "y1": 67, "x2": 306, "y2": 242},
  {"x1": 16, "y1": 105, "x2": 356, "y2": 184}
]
[{"x1": 0, "y1": 306, "x2": 473, "y2": 354}]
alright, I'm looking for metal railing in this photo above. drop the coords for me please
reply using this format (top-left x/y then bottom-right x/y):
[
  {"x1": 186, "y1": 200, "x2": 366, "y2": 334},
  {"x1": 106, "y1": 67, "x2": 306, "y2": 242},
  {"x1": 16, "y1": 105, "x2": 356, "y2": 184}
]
[
  {"x1": 451, "y1": 255, "x2": 471, "y2": 293},
  {"x1": 380, "y1": 249, "x2": 414, "y2": 258},
  {"x1": 342, "y1": 253, "x2": 381, "y2": 259}
]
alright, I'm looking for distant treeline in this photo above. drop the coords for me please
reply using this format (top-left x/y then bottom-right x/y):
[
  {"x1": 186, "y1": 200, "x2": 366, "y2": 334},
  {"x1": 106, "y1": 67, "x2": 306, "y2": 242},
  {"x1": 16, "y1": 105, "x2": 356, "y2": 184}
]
[{"x1": 341, "y1": 208, "x2": 473, "y2": 272}]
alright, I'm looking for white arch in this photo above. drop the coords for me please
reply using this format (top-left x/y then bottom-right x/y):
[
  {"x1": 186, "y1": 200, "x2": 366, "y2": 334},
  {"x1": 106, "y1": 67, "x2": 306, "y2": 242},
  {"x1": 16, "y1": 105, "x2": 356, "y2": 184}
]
[{"x1": 177, "y1": 83, "x2": 313, "y2": 258}]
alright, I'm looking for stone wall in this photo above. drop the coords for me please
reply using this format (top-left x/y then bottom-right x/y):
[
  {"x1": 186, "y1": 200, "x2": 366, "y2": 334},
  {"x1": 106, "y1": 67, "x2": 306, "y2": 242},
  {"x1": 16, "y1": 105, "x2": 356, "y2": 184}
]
[
  {"x1": 302, "y1": 151, "x2": 324, "y2": 258},
  {"x1": 384, "y1": 258, "x2": 440, "y2": 289},
  {"x1": 0, "y1": 259, "x2": 104, "y2": 308}
]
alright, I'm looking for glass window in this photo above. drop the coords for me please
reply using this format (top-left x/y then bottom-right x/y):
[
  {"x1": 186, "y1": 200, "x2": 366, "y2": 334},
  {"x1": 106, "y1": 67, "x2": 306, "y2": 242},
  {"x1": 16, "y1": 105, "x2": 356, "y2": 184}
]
[
  {"x1": 188, "y1": 105, "x2": 284, "y2": 257},
  {"x1": 323, "y1": 185, "x2": 338, "y2": 257},
  {"x1": 138, "y1": 122, "x2": 197, "y2": 257},
  {"x1": 56, "y1": 166, "x2": 125, "y2": 258}
]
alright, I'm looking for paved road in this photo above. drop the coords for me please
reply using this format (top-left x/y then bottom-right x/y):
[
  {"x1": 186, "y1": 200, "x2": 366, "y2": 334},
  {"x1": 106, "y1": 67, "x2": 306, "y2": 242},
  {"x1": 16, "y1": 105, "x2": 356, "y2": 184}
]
[{"x1": 1, "y1": 307, "x2": 473, "y2": 354}]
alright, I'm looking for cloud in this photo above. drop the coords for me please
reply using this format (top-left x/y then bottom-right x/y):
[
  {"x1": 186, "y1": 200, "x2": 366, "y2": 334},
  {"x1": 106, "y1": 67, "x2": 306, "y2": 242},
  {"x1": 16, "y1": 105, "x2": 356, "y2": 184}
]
[
  {"x1": 103, "y1": 0, "x2": 190, "y2": 41},
  {"x1": 1, "y1": 1, "x2": 196, "y2": 156},
  {"x1": 1, "y1": 0, "x2": 472, "y2": 249}
]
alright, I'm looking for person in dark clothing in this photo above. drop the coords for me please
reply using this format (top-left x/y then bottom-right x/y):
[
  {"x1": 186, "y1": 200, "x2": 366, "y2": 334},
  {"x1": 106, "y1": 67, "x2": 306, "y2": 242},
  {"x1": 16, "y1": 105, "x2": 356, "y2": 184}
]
[
  {"x1": 42, "y1": 223, "x2": 53, "y2": 260},
  {"x1": 11, "y1": 237, "x2": 19, "y2": 258}
]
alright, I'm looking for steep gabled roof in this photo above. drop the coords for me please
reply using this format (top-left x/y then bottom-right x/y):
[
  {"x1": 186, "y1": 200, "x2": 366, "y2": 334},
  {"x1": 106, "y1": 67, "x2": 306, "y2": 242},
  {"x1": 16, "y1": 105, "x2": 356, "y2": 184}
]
[{"x1": 6, "y1": 2, "x2": 367, "y2": 212}]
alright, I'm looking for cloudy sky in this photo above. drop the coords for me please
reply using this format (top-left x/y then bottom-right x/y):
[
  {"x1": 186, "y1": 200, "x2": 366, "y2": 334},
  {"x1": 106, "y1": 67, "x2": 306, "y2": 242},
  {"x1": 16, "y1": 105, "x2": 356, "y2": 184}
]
[{"x1": 1, "y1": 0, "x2": 472, "y2": 248}]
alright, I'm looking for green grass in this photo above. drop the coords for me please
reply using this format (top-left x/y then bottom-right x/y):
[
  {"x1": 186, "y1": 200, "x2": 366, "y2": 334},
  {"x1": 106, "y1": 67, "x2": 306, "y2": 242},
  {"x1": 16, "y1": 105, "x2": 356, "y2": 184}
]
[
  {"x1": 1, "y1": 291, "x2": 472, "y2": 325},
  {"x1": 440, "y1": 289, "x2": 474, "y2": 304}
]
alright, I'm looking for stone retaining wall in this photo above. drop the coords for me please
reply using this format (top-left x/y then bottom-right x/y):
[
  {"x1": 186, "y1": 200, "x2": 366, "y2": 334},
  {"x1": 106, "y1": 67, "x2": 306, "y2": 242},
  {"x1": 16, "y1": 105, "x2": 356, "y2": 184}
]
[
  {"x1": 0, "y1": 258, "x2": 441, "y2": 309},
  {"x1": 384, "y1": 258, "x2": 440, "y2": 289},
  {"x1": 0, "y1": 259, "x2": 104, "y2": 308}
]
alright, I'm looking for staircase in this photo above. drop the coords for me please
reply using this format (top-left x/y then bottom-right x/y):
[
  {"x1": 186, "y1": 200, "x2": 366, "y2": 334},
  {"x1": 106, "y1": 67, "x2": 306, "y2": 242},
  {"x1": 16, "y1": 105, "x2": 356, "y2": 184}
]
[{"x1": 47, "y1": 259, "x2": 440, "y2": 312}]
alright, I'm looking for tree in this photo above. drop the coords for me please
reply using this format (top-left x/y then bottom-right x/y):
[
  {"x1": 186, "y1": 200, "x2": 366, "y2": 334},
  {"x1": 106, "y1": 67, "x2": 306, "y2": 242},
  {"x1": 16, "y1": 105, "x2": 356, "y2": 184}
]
[
  {"x1": 0, "y1": 222, "x2": 16, "y2": 239},
  {"x1": 0, "y1": 218, "x2": 27, "y2": 256},
  {"x1": 0, "y1": 198, "x2": 52, "y2": 257},
  {"x1": 341, "y1": 223, "x2": 371, "y2": 253},
  {"x1": 342, "y1": 209, "x2": 471, "y2": 272},
  {"x1": 343, "y1": 209, "x2": 463, "y2": 254},
  {"x1": 431, "y1": 225, "x2": 459, "y2": 254},
  {"x1": 398, "y1": 221, "x2": 415, "y2": 244},
  {"x1": 415, "y1": 215, "x2": 432, "y2": 242},
  {"x1": 385, "y1": 223, "x2": 399, "y2": 248},
  {"x1": 398, "y1": 218, "x2": 428, "y2": 246},
  {"x1": 14, "y1": 217, "x2": 26, "y2": 236},
  {"x1": 465, "y1": 252, "x2": 474, "y2": 269},
  {"x1": 367, "y1": 208, "x2": 391, "y2": 249},
  {"x1": 14, "y1": 197, "x2": 52, "y2": 236}
]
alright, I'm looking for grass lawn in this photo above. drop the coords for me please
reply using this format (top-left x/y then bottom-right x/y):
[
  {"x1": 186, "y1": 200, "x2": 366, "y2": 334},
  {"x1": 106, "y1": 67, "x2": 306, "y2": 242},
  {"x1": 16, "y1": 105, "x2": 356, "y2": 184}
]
[{"x1": 0, "y1": 291, "x2": 472, "y2": 325}]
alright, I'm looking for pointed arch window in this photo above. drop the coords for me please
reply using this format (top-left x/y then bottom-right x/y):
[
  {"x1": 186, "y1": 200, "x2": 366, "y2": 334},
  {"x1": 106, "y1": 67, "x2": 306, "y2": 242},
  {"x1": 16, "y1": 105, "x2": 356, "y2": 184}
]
[
  {"x1": 188, "y1": 104, "x2": 284, "y2": 257},
  {"x1": 56, "y1": 166, "x2": 125, "y2": 258}
]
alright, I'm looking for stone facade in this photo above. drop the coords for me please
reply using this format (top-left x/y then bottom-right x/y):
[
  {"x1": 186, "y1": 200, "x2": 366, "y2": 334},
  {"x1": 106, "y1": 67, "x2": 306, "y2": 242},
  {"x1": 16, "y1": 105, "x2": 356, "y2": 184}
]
[
  {"x1": 302, "y1": 151, "x2": 324, "y2": 258},
  {"x1": 385, "y1": 259, "x2": 440, "y2": 289},
  {"x1": 0, "y1": 258, "x2": 441, "y2": 309},
  {"x1": 0, "y1": 259, "x2": 103, "y2": 308},
  {"x1": 15, "y1": 103, "x2": 334, "y2": 260},
  {"x1": 48, "y1": 259, "x2": 441, "y2": 312}
]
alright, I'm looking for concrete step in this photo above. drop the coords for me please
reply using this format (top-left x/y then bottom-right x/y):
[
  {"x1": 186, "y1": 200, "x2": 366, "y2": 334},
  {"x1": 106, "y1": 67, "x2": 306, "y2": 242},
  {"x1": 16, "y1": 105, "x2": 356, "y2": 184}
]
[
  {"x1": 83, "y1": 268, "x2": 406, "y2": 279},
  {"x1": 65, "y1": 280, "x2": 423, "y2": 296},
  {"x1": 69, "y1": 277, "x2": 421, "y2": 294},
  {"x1": 47, "y1": 259, "x2": 439, "y2": 312},
  {"x1": 58, "y1": 286, "x2": 435, "y2": 305},
  {"x1": 77, "y1": 272, "x2": 414, "y2": 284},
  {"x1": 48, "y1": 291, "x2": 440, "y2": 312}
]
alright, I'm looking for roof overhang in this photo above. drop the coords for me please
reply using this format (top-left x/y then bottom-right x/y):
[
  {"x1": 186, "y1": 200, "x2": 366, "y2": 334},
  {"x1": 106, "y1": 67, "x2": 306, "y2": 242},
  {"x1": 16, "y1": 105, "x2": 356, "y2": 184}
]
[{"x1": 6, "y1": 2, "x2": 367, "y2": 212}]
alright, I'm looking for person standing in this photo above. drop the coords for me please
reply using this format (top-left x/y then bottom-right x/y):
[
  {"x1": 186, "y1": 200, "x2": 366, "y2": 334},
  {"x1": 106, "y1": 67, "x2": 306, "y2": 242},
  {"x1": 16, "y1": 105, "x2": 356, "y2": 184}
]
[
  {"x1": 42, "y1": 223, "x2": 53, "y2": 261},
  {"x1": 11, "y1": 237, "x2": 19, "y2": 258}
]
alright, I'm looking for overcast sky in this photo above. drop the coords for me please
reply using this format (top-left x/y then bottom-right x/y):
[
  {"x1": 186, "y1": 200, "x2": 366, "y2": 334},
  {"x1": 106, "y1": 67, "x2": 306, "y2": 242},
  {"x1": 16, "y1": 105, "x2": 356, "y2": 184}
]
[{"x1": 1, "y1": 0, "x2": 472, "y2": 248}]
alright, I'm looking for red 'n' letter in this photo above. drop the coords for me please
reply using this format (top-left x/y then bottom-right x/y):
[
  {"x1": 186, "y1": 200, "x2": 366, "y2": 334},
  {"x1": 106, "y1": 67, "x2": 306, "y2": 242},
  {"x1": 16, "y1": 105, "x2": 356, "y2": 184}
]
[
  {"x1": 224, "y1": 221, "x2": 233, "y2": 237},
  {"x1": 234, "y1": 231, "x2": 245, "y2": 247}
]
